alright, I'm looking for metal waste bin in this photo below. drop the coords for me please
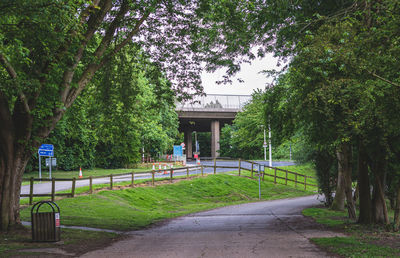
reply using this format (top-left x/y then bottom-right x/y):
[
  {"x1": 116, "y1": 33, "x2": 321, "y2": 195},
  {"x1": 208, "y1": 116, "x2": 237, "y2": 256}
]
[{"x1": 31, "y1": 201, "x2": 61, "y2": 242}]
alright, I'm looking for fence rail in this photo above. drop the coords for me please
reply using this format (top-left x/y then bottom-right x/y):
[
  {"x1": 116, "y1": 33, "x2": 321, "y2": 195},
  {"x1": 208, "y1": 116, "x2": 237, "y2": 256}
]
[{"x1": 21, "y1": 159, "x2": 317, "y2": 204}]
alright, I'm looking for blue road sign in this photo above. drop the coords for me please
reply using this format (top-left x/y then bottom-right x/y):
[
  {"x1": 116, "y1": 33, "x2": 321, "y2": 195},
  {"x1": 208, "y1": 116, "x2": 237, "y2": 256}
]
[
  {"x1": 173, "y1": 145, "x2": 183, "y2": 156},
  {"x1": 38, "y1": 150, "x2": 54, "y2": 157},
  {"x1": 39, "y1": 144, "x2": 54, "y2": 150}
]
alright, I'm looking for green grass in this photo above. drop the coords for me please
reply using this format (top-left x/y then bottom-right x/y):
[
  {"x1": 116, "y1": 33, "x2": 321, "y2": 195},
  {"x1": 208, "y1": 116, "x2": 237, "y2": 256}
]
[
  {"x1": 303, "y1": 207, "x2": 348, "y2": 227},
  {"x1": 312, "y1": 237, "x2": 400, "y2": 257},
  {"x1": 303, "y1": 207, "x2": 400, "y2": 257},
  {"x1": 23, "y1": 167, "x2": 156, "y2": 180},
  {"x1": 22, "y1": 162, "x2": 182, "y2": 180},
  {"x1": 20, "y1": 172, "x2": 203, "y2": 205},
  {"x1": 21, "y1": 174, "x2": 314, "y2": 231},
  {"x1": 239, "y1": 163, "x2": 318, "y2": 191}
]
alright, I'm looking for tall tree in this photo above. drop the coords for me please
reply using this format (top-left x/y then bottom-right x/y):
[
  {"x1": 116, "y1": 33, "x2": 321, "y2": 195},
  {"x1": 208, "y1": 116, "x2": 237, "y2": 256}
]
[{"x1": 0, "y1": 0, "x2": 279, "y2": 231}]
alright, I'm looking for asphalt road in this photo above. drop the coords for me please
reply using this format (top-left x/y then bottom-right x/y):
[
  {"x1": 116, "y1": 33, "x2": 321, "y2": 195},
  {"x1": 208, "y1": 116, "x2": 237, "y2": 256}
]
[
  {"x1": 80, "y1": 195, "x2": 342, "y2": 258},
  {"x1": 20, "y1": 160, "x2": 295, "y2": 196}
]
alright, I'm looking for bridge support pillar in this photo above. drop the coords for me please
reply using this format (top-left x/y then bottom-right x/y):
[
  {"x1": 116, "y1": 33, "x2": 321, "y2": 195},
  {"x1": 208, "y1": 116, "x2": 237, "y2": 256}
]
[
  {"x1": 184, "y1": 129, "x2": 192, "y2": 159},
  {"x1": 211, "y1": 120, "x2": 220, "y2": 158}
]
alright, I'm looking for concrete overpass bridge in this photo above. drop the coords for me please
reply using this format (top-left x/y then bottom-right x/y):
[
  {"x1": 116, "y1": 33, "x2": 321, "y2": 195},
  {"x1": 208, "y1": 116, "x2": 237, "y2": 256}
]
[{"x1": 176, "y1": 94, "x2": 251, "y2": 158}]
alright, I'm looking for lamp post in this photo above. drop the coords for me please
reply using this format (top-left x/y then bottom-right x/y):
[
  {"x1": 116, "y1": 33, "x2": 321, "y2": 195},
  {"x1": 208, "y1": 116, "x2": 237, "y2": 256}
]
[
  {"x1": 261, "y1": 125, "x2": 267, "y2": 161},
  {"x1": 268, "y1": 123, "x2": 272, "y2": 167}
]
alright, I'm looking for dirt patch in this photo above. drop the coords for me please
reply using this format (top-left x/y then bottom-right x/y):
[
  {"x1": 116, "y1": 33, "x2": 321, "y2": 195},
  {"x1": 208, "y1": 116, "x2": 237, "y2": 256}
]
[
  {"x1": 370, "y1": 233, "x2": 400, "y2": 249},
  {"x1": 1, "y1": 226, "x2": 126, "y2": 257}
]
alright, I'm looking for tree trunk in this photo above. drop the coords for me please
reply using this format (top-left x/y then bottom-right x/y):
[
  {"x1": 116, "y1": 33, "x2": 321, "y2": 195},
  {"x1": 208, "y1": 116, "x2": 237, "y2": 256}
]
[
  {"x1": 336, "y1": 143, "x2": 356, "y2": 220},
  {"x1": 331, "y1": 148, "x2": 346, "y2": 211},
  {"x1": 0, "y1": 144, "x2": 29, "y2": 231},
  {"x1": 357, "y1": 143, "x2": 373, "y2": 224},
  {"x1": 371, "y1": 159, "x2": 389, "y2": 224},
  {"x1": 393, "y1": 185, "x2": 400, "y2": 231}
]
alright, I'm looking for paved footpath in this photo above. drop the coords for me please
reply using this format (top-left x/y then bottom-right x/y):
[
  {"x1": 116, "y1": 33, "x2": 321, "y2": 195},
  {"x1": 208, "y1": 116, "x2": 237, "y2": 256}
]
[{"x1": 81, "y1": 195, "x2": 342, "y2": 258}]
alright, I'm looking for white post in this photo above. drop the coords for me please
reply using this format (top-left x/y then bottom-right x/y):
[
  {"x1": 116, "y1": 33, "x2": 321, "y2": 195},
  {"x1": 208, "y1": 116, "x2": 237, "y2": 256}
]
[
  {"x1": 269, "y1": 124, "x2": 272, "y2": 167},
  {"x1": 258, "y1": 164, "x2": 261, "y2": 200},
  {"x1": 263, "y1": 127, "x2": 267, "y2": 161}
]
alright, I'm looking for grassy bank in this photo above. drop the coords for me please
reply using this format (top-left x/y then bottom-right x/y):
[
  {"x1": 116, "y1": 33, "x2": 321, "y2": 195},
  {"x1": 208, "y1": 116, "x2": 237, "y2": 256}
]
[
  {"x1": 303, "y1": 207, "x2": 400, "y2": 257},
  {"x1": 21, "y1": 174, "x2": 314, "y2": 231},
  {"x1": 239, "y1": 163, "x2": 318, "y2": 191}
]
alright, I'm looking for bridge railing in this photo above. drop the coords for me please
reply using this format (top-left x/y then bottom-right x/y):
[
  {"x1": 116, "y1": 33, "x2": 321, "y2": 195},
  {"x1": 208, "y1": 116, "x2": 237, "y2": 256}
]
[{"x1": 176, "y1": 94, "x2": 251, "y2": 111}]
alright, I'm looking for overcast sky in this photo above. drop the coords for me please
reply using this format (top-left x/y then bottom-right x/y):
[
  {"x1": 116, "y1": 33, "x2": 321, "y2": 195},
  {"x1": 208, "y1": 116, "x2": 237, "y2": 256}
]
[{"x1": 201, "y1": 53, "x2": 279, "y2": 96}]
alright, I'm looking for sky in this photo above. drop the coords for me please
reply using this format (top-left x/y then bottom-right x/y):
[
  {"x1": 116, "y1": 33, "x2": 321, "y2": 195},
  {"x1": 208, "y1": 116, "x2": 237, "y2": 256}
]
[{"x1": 200, "y1": 53, "x2": 279, "y2": 96}]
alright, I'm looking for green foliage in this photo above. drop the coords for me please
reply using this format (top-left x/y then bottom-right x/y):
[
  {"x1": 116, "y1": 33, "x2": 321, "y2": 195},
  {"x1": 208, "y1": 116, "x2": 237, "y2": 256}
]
[
  {"x1": 25, "y1": 44, "x2": 178, "y2": 171},
  {"x1": 219, "y1": 91, "x2": 265, "y2": 159},
  {"x1": 196, "y1": 132, "x2": 211, "y2": 157}
]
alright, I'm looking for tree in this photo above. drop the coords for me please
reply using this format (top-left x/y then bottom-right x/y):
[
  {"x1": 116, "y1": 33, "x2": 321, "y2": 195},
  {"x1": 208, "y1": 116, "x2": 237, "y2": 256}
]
[
  {"x1": 219, "y1": 91, "x2": 266, "y2": 160},
  {"x1": 0, "y1": 0, "x2": 280, "y2": 231},
  {"x1": 263, "y1": 1, "x2": 400, "y2": 224}
]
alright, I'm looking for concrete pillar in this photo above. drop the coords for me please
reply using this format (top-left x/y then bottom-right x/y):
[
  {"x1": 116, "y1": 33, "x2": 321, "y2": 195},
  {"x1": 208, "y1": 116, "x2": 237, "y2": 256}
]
[
  {"x1": 184, "y1": 129, "x2": 193, "y2": 159},
  {"x1": 211, "y1": 120, "x2": 220, "y2": 158}
]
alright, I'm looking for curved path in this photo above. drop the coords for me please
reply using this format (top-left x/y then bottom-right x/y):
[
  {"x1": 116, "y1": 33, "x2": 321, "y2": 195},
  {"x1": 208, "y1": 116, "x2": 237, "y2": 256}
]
[{"x1": 81, "y1": 195, "x2": 342, "y2": 258}]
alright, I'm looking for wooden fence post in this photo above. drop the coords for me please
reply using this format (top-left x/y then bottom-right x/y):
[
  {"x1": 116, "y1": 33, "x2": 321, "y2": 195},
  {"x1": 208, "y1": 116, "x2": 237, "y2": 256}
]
[
  {"x1": 285, "y1": 170, "x2": 288, "y2": 185},
  {"x1": 295, "y1": 173, "x2": 297, "y2": 188},
  {"x1": 89, "y1": 176, "x2": 93, "y2": 194},
  {"x1": 238, "y1": 159, "x2": 241, "y2": 176},
  {"x1": 214, "y1": 158, "x2": 216, "y2": 174},
  {"x1": 274, "y1": 168, "x2": 277, "y2": 184},
  {"x1": 152, "y1": 171, "x2": 155, "y2": 186},
  {"x1": 51, "y1": 178, "x2": 55, "y2": 201},
  {"x1": 186, "y1": 167, "x2": 189, "y2": 178},
  {"x1": 304, "y1": 176, "x2": 307, "y2": 190},
  {"x1": 201, "y1": 166, "x2": 204, "y2": 176},
  {"x1": 29, "y1": 177, "x2": 34, "y2": 205},
  {"x1": 251, "y1": 162, "x2": 254, "y2": 178},
  {"x1": 262, "y1": 169, "x2": 265, "y2": 181},
  {"x1": 110, "y1": 174, "x2": 113, "y2": 190},
  {"x1": 71, "y1": 178, "x2": 76, "y2": 197},
  {"x1": 170, "y1": 168, "x2": 173, "y2": 182},
  {"x1": 131, "y1": 172, "x2": 134, "y2": 187}
]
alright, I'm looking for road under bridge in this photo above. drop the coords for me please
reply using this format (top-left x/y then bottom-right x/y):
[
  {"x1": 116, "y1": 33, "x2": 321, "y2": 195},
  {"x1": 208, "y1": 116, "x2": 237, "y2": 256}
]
[{"x1": 176, "y1": 94, "x2": 251, "y2": 158}]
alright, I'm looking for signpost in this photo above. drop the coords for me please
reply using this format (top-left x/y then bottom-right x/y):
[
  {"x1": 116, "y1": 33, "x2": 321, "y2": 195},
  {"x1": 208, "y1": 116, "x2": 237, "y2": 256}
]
[
  {"x1": 173, "y1": 145, "x2": 183, "y2": 157},
  {"x1": 38, "y1": 144, "x2": 54, "y2": 179}
]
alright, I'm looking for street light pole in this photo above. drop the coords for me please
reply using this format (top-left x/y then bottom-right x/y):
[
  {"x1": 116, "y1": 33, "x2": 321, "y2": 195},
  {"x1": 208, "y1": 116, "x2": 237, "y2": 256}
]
[
  {"x1": 261, "y1": 125, "x2": 267, "y2": 161},
  {"x1": 263, "y1": 127, "x2": 267, "y2": 161},
  {"x1": 269, "y1": 123, "x2": 272, "y2": 167}
]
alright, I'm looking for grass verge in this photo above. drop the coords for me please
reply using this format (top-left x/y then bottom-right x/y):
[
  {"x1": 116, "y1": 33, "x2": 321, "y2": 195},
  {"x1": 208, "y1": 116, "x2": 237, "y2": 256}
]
[
  {"x1": 21, "y1": 174, "x2": 314, "y2": 231},
  {"x1": 303, "y1": 207, "x2": 400, "y2": 257}
]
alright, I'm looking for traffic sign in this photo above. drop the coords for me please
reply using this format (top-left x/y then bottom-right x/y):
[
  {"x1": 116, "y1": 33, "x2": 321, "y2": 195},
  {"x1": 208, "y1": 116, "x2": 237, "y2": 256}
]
[
  {"x1": 38, "y1": 150, "x2": 54, "y2": 157},
  {"x1": 173, "y1": 145, "x2": 183, "y2": 156},
  {"x1": 39, "y1": 144, "x2": 54, "y2": 150}
]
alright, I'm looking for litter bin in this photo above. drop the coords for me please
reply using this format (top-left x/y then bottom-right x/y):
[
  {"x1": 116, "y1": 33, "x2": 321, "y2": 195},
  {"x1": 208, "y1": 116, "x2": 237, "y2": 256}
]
[{"x1": 31, "y1": 201, "x2": 61, "y2": 242}]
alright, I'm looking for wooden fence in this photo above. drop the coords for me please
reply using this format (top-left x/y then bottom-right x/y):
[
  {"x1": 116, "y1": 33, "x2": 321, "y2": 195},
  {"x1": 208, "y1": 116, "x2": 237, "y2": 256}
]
[{"x1": 21, "y1": 159, "x2": 317, "y2": 204}]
